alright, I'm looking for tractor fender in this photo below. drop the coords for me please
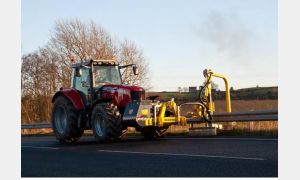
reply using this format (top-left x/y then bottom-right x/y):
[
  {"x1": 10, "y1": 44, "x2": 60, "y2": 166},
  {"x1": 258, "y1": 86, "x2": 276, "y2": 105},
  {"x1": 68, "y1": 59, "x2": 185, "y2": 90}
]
[{"x1": 52, "y1": 88, "x2": 85, "y2": 110}]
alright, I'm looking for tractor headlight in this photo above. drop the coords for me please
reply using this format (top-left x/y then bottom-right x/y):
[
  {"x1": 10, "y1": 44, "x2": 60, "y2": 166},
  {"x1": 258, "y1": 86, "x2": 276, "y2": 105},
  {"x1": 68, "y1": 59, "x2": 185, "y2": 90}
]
[{"x1": 141, "y1": 109, "x2": 148, "y2": 116}]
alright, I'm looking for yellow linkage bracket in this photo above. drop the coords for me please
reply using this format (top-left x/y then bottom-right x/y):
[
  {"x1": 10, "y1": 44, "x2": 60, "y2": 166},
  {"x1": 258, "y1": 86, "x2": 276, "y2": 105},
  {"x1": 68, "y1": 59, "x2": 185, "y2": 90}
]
[{"x1": 157, "y1": 98, "x2": 187, "y2": 127}]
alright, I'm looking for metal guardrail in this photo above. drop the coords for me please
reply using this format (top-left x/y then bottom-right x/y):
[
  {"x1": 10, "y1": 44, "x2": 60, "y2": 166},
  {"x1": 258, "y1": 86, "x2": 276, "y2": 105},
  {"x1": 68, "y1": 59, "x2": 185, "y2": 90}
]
[
  {"x1": 187, "y1": 109, "x2": 278, "y2": 124},
  {"x1": 21, "y1": 110, "x2": 278, "y2": 129},
  {"x1": 21, "y1": 123, "x2": 52, "y2": 129},
  {"x1": 212, "y1": 109, "x2": 278, "y2": 122}
]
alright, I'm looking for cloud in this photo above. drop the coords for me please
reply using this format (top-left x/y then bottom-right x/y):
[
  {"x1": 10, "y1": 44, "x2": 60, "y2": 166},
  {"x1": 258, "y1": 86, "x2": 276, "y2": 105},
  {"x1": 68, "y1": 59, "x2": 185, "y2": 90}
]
[{"x1": 198, "y1": 11, "x2": 256, "y2": 67}]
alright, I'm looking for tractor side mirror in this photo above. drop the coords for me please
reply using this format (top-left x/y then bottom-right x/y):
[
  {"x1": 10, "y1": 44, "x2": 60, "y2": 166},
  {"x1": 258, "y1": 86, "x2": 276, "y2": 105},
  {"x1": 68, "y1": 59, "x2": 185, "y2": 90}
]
[
  {"x1": 133, "y1": 65, "x2": 139, "y2": 75},
  {"x1": 75, "y1": 67, "x2": 82, "y2": 77}
]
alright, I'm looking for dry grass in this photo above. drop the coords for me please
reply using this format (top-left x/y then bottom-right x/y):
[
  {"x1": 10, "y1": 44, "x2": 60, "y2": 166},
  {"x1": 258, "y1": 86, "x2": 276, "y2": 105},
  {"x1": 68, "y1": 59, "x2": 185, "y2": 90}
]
[
  {"x1": 21, "y1": 128, "x2": 53, "y2": 135},
  {"x1": 214, "y1": 100, "x2": 278, "y2": 113},
  {"x1": 214, "y1": 100, "x2": 278, "y2": 135}
]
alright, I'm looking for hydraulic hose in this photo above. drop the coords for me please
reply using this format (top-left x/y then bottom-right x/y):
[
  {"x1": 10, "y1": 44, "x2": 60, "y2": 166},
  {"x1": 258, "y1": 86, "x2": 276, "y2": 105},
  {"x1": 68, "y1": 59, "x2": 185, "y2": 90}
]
[{"x1": 198, "y1": 73, "x2": 214, "y2": 123}]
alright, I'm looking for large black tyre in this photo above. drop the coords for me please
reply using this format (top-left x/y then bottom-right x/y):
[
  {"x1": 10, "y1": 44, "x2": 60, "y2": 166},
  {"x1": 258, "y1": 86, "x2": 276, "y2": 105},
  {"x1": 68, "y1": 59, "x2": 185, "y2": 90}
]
[
  {"x1": 52, "y1": 96, "x2": 84, "y2": 143},
  {"x1": 141, "y1": 127, "x2": 169, "y2": 140},
  {"x1": 91, "y1": 102, "x2": 123, "y2": 142}
]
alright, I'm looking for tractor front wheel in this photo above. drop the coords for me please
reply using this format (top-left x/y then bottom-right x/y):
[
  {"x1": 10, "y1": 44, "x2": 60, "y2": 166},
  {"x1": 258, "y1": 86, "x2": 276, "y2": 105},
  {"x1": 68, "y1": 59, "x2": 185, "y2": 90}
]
[
  {"x1": 52, "y1": 96, "x2": 83, "y2": 143},
  {"x1": 91, "y1": 102, "x2": 123, "y2": 142}
]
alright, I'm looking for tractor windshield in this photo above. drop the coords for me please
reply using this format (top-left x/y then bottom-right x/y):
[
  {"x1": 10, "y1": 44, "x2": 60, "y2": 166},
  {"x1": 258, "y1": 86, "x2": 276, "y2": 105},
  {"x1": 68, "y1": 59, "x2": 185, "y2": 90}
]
[{"x1": 93, "y1": 65, "x2": 122, "y2": 86}]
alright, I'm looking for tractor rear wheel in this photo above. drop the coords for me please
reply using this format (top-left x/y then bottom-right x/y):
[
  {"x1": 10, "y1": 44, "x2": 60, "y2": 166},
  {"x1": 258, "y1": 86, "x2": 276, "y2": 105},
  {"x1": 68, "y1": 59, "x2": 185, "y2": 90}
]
[
  {"x1": 52, "y1": 96, "x2": 83, "y2": 143},
  {"x1": 91, "y1": 102, "x2": 123, "y2": 142}
]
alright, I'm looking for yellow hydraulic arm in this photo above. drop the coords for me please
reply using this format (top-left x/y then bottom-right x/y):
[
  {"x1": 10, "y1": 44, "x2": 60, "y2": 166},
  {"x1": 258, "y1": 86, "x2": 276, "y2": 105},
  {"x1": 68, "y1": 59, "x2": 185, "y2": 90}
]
[{"x1": 203, "y1": 69, "x2": 231, "y2": 113}]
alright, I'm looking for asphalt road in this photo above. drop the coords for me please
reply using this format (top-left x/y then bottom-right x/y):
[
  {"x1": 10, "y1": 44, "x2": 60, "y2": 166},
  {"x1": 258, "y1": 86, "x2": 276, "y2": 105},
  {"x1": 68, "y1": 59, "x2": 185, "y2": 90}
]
[{"x1": 21, "y1": 135, "x2": 278, "y2": 177}]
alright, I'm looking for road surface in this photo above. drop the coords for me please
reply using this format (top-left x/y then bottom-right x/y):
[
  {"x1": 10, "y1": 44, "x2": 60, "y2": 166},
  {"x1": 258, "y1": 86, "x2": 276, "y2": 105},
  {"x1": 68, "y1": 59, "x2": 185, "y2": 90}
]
[{"x1": 21, "y1": 135, "x2": 278, "y2": 177}]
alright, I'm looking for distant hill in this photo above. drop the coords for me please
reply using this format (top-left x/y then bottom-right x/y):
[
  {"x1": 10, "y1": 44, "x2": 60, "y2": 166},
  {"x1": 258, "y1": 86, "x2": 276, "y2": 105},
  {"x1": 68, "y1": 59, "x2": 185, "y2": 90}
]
[{"x1": 146, "y1": 86, "x2": 278, "y2": 104}]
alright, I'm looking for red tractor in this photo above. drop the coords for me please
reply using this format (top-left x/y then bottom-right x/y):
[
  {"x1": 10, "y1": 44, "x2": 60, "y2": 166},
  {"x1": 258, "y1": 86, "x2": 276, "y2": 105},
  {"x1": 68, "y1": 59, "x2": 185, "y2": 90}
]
[
  {"x1": 52, "y1": 59, "x2": 231, "y2": 143},
  {"x1": 51, "y1": 59, "x2": 163, "y2": 143}
]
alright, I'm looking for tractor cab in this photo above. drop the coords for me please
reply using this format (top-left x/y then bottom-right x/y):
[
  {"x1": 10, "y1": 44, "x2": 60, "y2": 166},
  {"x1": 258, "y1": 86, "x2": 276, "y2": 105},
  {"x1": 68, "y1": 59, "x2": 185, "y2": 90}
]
[{"x1": 71, "y1": 59, "x2": 139, "y2": 103}]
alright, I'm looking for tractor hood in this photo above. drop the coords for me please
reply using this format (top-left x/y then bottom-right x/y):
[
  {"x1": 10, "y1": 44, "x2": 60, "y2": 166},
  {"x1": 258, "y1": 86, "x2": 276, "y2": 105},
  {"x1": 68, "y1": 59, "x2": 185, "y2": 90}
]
[{"x1": 99, "y1": 84, "x2": 145, "y2": 109}]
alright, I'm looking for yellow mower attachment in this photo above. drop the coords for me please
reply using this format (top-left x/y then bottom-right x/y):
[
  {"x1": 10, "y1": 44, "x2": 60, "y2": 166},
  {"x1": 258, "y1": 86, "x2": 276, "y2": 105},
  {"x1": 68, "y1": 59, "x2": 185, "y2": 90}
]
[
  {"x1": 122, "y1": 98, "x2": 186, "y2": 128},
  {"x1": 122, "y1": 69, "x2": 231, "y2": 128}
]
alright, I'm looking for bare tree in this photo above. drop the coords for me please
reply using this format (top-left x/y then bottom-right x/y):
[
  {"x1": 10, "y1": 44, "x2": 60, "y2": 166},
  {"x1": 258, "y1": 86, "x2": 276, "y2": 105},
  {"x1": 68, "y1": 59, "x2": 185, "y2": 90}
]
[
  {"x1": 50, "y1": 19, "x2": 116, "y2": 61},
  {"x1": 117, "y1": 39, "x2": 150, "y2": 89}
]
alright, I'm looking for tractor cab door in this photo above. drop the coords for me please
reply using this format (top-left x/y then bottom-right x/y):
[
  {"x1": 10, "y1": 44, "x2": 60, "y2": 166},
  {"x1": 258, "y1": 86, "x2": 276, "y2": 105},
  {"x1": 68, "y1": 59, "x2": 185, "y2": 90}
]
[{"x1": 72, "y1": 66, "x2": 90, "y2": 103}]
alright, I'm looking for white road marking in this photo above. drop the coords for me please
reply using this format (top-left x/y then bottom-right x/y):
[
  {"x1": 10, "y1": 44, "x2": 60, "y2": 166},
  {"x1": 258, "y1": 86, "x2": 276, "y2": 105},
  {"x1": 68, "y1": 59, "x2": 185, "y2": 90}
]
[
  {"x1": 97, "y1": 149, "x2": 265, "y2": 161},
  {"x1": 22, "y1": 146, "x2": 59, "y2": 150},
  {"x1": 164, "y1": 137, "x2": 278, "y2": 141}
]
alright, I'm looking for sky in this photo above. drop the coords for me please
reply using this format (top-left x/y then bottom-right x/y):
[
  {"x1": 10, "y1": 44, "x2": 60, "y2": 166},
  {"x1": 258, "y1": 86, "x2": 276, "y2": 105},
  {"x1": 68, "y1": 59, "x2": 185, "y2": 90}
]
[{"x1": 22, "y1": 0, "x2": 277, "y2": 91}]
